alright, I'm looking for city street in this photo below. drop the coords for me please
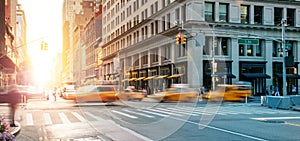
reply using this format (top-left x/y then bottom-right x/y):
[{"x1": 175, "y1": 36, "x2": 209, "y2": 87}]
[{"x1": 4, "y1": 97, "x2": 299, "y2": 141}]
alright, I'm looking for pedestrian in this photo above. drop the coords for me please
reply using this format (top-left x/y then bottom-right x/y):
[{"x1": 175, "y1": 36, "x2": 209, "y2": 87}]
[
  {"x1": 292, "y1": 85, "x2": 296, "y2": 95},
  {"x1": 53, "y1": 87, "x2": 57, "y2": 102},
  {"x1": 274, "y1": 86, "x2": 280, "y2": 96},
  {"x1": 7, "y1": 84, "x2": 21, "y2": 127}
]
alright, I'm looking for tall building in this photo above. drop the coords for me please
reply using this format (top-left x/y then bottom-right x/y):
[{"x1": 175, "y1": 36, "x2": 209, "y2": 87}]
[
  {"x1": 0, "y1": 0, "x2": 20, "y2": 87},
  {"x1": 101, "y1": 0, "x2": 300, "y2": 95}
]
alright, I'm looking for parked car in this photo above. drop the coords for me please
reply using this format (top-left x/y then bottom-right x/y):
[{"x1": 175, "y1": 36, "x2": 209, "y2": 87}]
[
  {"x1": 75, "y1": 85, "x2": 119, "y2": 102},
  {"x1": 153, "y1": 87, "x2": 198, "y2": 102},
  {"x1": 118, "y1": 86, "x2": 144, "y2": 101}
]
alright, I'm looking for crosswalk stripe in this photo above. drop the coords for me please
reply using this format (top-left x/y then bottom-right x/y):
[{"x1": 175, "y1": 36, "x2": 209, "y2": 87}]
[
  {"x1": 44, "y1": 113, "x2": 52, "y2": 125},
  {"x1": 72, "y1": 112, "x2": 87, "y2": 122},
  {"x1": 146, "y1": 108, "x2": 183, "y2": 116},
  {"x1": 137, "y1": 109, "x2": 169, "y2": 117},
  {"x1": 59, "y1": 113, "x2": 71, "y2": 124},
  {"x1": 122, "y1": 109, "x2": 155, "y2": 118},
  {"x1": 112, "y1": 110, "x2": 138, "y2": 119},
  {"x1": 157, "y1": 108, "x2": 198, "y2": 116},
  {"x1": 84, "y1": 112, "x2": 103, "y2": 121},
  {"x1": 26, "y1": 113, "x2": 34, "y2": 126}
]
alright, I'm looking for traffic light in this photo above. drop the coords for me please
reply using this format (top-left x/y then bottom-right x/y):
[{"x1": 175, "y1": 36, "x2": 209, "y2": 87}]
[
  {"x1": 182, "y1": 34, "x2": 186, "y2": 44},
  {"x1": 176, "y1": 33, "x2": 187, "y2": 45},
  {"x1": 40, "y1": 42, "x2": 48, "y2": 50},
  {"x1": 176, "y1": 34, "x2": 182, "y2": 44},
  {"x1": 44, "y1": 42, "x2": 48, "y2": 50}
]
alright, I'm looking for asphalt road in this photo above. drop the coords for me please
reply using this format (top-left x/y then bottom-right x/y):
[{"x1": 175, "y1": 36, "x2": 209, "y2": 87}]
[{"x1": 9, "y1": 97, "x2": 300, "y2": 141}]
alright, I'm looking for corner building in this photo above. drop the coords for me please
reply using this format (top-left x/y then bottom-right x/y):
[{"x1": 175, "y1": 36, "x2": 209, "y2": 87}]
[{"x1": 101, "y1": 0, "x2": 300, "y2": 95}]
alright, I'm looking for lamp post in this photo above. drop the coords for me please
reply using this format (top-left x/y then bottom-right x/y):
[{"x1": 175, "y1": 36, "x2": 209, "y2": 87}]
[{"x1": 281, "y1": 19, "x2": 287, "y2": 96}]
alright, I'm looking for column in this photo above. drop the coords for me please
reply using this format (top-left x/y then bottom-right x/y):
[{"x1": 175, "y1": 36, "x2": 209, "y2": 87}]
[
  {"x1": 265, "y1": 40, "x2": 273, "y2": 87},
  {"x1": 231, "y1": 38, "x2": 239, "y2": 82},
  {"x1": 187, "y1": 32, "x2": 202, "y2": 88}
]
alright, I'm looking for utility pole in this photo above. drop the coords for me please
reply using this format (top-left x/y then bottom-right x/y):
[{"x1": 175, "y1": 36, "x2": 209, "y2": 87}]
[{"x1": 282, "y1": 19, "x2": 287, "y2": 96}]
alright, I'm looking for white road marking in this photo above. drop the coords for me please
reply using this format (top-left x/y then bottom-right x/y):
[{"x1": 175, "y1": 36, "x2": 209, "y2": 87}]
[
  {"x1": 72, "y1": 112, "x2": 87, "y2": 122},
  {"x1": 26, "y1": 113, "x2": 34, "y2": 125},
  {"x1": 146, "y1": 108, "x2": 183, "y2": 116},
  {"x1": 112, "y1": 110, "x2": 138, "y2": 119},
  {"x1": 122, "y1": 109, "x2": 155, "y2": 118},
  {"x1": 252, "y1": 116, "x2": 300, "y2": 121},
  {"x1": 44, "y1": 113, "x2": 52, "y2": 125},
  {"x1": 137, "y1": 109, "x2": 169, "y2": 117},
  {"x1": 157, "y1": 107, "x2": 198, "y2": 116},
  {"x1": 59, "y1": 113, "x2": 71, "y2": 124}
]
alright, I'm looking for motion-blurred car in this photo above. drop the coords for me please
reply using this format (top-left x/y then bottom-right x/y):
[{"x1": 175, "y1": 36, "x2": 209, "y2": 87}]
[
  {"x1": 153, "y1": 87, "x2": 198, "y2": 102},
  {"x1": 75, "y1": 85, "x2": 118, "y2": 102},
  {"x1": 18, "y1": 85, "x2": 44, "y2": 102},
  {"x1": 118, "y1": 86, "x2": 144, "y2": 101},
  {"x1": 62, "y1": 89, "x2": 78, "y2": 100},
  {"x1": 203, "y1": 84, "x2": 252, "y2": 101}
]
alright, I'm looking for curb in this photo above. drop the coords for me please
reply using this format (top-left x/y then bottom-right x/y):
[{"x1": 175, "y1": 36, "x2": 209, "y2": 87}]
[{"x1": 10, "y1": 121, "x2": 21, "y2": 137}]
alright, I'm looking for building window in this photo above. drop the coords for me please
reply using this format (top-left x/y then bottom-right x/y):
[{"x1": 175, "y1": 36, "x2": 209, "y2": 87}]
[
  {"x1": 151, "y1": 48, "x2": 158, "y2": 63},
  {"x1": 273, "y1": 41, "x2": 279, "y2": 57},
  {"x1": 287, "y1": 9, "x2": 295, "y2": 26},
  {"x1": 163, "y1": 45, "x2": 171, "y2": 60},
  {"x1": 239, "y1": 45, "x2": 245, "y2": 56},
  {"x1": 240, "y1": 5, "x2": 249, "y2": 24},
  {"x1": 217, "y1": 37, "x2": 229, "y2": 56},
  {"x1": 247, "y1": 45, "x2": 253, "y2": 56},
  {"x1": 203, "y1": 36, "x2": 212, "y2": 55},
  {"x1": 175, "y1": 8, "x2": 180, "y2": 24},
  {"x1": 162, "y1": 16, "x2": 166, "y2": 31},
  {"x1": 181, "y1": 5, "x2": 186, "y2": 23},
  {"x1": 205, "y1": 2, "x2": 214, "y2": 22},
  {"x1": 167, "y1": 13, "x2": 171, "y2": 29},
  {"x1": 219, "y1": 3, "x2": 228, "y2": 22},
  {"x1": 254, "y1": 6, "x2": 263, "y2": 25},
  {"x1": 274, "y1": 7, "x2": 283, "y2": 26}
]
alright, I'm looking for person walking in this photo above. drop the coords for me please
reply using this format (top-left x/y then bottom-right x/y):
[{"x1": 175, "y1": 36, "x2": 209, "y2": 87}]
[
  {"x1": 274, "y1": 86, "x2": 280, "y2": 96},
  {"x1": 7, "y1": 85, "x2": 21, "y2": 127}
]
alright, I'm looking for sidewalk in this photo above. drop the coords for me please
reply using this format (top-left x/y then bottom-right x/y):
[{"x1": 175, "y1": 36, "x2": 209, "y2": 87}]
[{"x1": 9, "y1": 121, "x2": 21, "y2": 137}]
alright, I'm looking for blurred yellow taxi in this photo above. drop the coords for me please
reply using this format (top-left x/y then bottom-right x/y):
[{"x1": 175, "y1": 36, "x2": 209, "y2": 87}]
[
  {"x1": 118, "y1": 86, "x2": 145, "y2": 101},
  {"x1": 154, "y1": 86, "x2": 198, "y2": 102},
  {"x1": 203, "y1": 83, "x2": 252, "y2": 101},
  {"x1": 75, "y1": 85, "x2": 119, "y2": 102}
]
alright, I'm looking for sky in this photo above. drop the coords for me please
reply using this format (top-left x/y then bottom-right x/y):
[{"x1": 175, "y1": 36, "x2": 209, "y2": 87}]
[
  {"x1": 18, "y1": 0, "x2": 64, "y2": 85},
  {"x1": 18, "y1": 0, "x2": 63, "y2": 54}
]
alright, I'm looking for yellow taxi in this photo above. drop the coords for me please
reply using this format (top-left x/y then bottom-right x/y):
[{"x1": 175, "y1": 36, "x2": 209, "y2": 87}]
[
  {"x1": 203, "y1": 83, "x2": 252, "y2": 102},
  {"x1": 118, "y1": 86, "x2": 145, "y2": 101},
  {"x1": 153, "y1": 85, "x2": 198, "y2": 102},
  {"x1": 75, "y1": 85, "x2": 119, "y2": 102}
]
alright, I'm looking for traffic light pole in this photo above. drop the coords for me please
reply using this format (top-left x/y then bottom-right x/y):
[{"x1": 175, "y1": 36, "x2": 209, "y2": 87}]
[{"x1": 282, "y1": 19, "x2": 287, "y2": 96}]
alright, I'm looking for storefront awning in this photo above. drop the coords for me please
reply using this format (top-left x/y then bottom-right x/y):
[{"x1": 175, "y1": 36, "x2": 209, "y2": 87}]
[
  {"x1": 136, "y1": 77, "x2": 145, "y2": 81},
  {"x1": 144, "y1": 76, "x2": 157, "y2": 80},
  {"x1": 0, "y1": 55, "x2": 17, "y2": 70},
  {"x1": 242, "y1": 73, "x2": 271, "y2": 79},
  {"x1": 276, "y1": 73, "x2": 300, "y2": 79},
  {"x1": 129, "y1": 78, "x2": 137, "y2": 81},
  {"x1": 207, "y1": 73, "x2": 236, "y2": 78},
  {"x1": 155, "y1": 75, "x2": 168, "y2": 79},
  {"x1": 167, "y1": 74, "x2": 183, "y2": 79}
]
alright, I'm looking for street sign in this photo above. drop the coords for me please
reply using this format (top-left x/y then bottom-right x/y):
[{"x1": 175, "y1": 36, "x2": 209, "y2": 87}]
[{"x1": 238, "y1": 39, "x2": 259, "y2": 45}]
